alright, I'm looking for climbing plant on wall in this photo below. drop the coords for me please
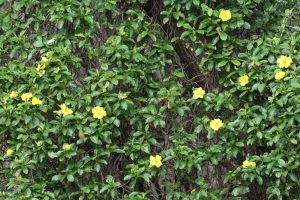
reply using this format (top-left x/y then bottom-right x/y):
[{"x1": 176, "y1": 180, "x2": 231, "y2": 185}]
[{"x1": 0, "y1": 0, "x2": 300, "y2": 199}]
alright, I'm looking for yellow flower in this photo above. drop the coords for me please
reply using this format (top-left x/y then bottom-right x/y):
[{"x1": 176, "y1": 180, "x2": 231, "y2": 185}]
[
  {"x1": 36, "y1": 63, "x2": 46, "y2": 71},
  {"x1": 192, "y1": 87, "x2": 205, "y2": 99},
  {"x1": 92, "y1": 106, "x2": 107, "y2": 119},
  {"x1": 6, "y1": 149, "x2": 14, "y2": 156},
  {"x1": 54, "y1": 67, "x2": 60, "y2": 73},
  {"x1": 118, "y1": 27, "x2": 126, "y2": 36},
  {"x1": 35, "y1": 56, "x2": 50, "y2": 77},
  {"x1": 59, "y1": 104, "x2": 73, "y2": 117},
  {"x1": 209, "y1": 118, "x2": 224, "y2": 131},
  {"x1": 118, "y1": 92, "x2": 127, "y2": 99},
  {"x1": 275, "y1": 71, "x2": 285, "y2": 80},
  {"x1": 36, "y1": 64, "x2": 46, "y2": 77},
  {"x1": 149, "y1": 155, "x2": 162, "y2": 168},
  {"x1": 36, "y1": 141, "x2": 43, "y2": 147},
  {"x1": 32, "y1": 97, "x2": 42, "y2": 105},
  {"x1": 10, "y1": 91, "x2": 19, "y2": 98},
  {"x1": 277, "y1": 55, "x2": 292, "y2": 68},
  {"x1": 21, "y1": 93, "x2": 33, "y2": 101},
  {"x1": 219, "y1": 9, "x2": 232, "y2": 22},
  {"x1": 37, "y1": 70, "x2": 45, "y2": 77},
  {"x1": 242, "y1": 160, "x2": 256, "y2": 168},
  {"x1": 63, "y1": 143, "x2": 71, "y2": 151},
  {"x1": 41, "y1": 56, "x2": 49, "y2": 63},
  {"x1": 239, "y1": 75, "x2": 249, "y2": 86},
  {"x1": 37, "y1": 127, "x2": 43, "y2": 131}
]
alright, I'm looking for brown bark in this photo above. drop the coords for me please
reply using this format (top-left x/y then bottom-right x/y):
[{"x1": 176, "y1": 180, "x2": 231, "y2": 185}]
[{"x1": 142, "y1": 0, "x2": 205, "y2": 86}]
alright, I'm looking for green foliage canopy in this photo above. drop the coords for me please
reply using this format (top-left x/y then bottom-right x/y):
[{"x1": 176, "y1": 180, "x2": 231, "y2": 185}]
[{"x1": 0, "y1": 0, "x2": 300, "y2": 199}]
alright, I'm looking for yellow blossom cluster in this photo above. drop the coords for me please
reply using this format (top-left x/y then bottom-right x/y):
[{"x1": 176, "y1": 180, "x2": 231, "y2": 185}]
[
  {"x1": 92, "y1": 106, "x2": 107, "y2": 119},
  {"x1": 10, "y1": 92, "x2": 108, "y2": 120},
  {"x1": 219, "y1": 10, "x2": 232, "y2": 22},
  {"x1": 192, "y1": 88, "x2": 224, "y2": 131},
  {"x1": 209, "y1": 118, "x2": 224, "y2": 131},
  {"x1": 6, "y1": 149, "x2": 14, "y2": 156},
  {"x1": 239, "y1": 75, "x2": 249, "y2": 86},
  {"x1": 57, "y1": 103, "x2": 108, "y2": 120},
  {"x1": 237, "y1": 55, "x2": 292, "y2": 86},
  {"x1": 10, "y1": 92, "x2": 42, "y2": 105},
  {"x1": 277, "y1": 55, "x2": 292, "y2": 68},
  {"x1": 5, "y1": 143, "x2": 74, "y2": 158},
  {"x1": 274, "y1": 71, "x2": 285, "y2": 80},
  {"x1": 21, "y1": 93, "x2": 33, "y2": 101},
  {"x1": 9, "y1": 91, "x2": 18, "y2": 98},
  {"x1": 274, "y1": 55, "x2": 292, "y2": 81},
  {"x1": 32, "y1": 97, "x2": 42, "y2": 105},
  {"x1": 36, "y1": 141, "x2": 43, "y2": 147},
  {"x1": 59, "y1": 104, "x2": 73, "y2": 117},
  {"x1": 36, "y1": 56, "x2": 50, "y2": 76},
  {"x1": 243, "y1": 160, "x2": 256, "y2": 168},
  {"x1": 148, "y1": 155, "x2": 257, "y2": 169},
  {"x1": 149, "y1": 155, "x2": 162, "y2": 168},
  {"x1": 118, "y1": 92, "x2": 127, "y2": 99},
  {"x1": 63, "y1": 143, "x2": 72, "y2": 151},
  {"x1": 192, "y1": 87, "x2": 205, "y2": 99}
]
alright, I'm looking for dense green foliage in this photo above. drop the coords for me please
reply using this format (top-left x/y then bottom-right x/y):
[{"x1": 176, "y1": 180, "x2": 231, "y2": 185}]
[{"x1": 1, "y1": 0, "x2": 300, "y2": 199}]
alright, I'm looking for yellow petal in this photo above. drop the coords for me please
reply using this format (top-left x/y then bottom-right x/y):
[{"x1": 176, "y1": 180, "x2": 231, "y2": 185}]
[
  {"x1": 219, "y1": 10, "x2": 232, "y2": 22},
  {"x1": 192, "y1": 87, "x2": 205, "y2": 99}
]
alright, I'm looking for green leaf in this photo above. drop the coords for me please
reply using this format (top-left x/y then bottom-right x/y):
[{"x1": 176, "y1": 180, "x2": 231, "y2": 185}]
[
  {"x1": 124, "y1": 175, "x2": 132, "y2": 181},
  {"x1": 100, "y1": 185, "x2": 109, "y2": 193},
  {"x1": 231, "y1": 59, "x2": 241, "y2": 66},
  {"x1": 51, "y1": 175, "x2": 60, "y2": 181},
  {"x1": 257, "y1": 132, "x2": 263, "y2": 139},
  {"x1": 67, "y1": 174, "x2": 74, "y2": 182},
  {"x1": 278, "y1": 159, "x2": 285, "y2": 166},
  {"x1": 141, "y1": 173, "x2": 151, "y2": 183},
  {"x1": 48, "y1": 152, "x2": 58, "y2": 159},
  {"x1": 232, "y1": 186, "x2": 249, "y2": 196},
  {"x1": 193, "y1": 0, "x2": 200, "y2": 6},
  {"x1": 207, "y1": 8, "x2": 213, "y2": 16},
  {"x1": 289, "y1": 173, "x2": 298, "y2": 182},
  {"x1": 113, "y1": 119, "x2": 120, "y2": 127},
  {"x1": 121, "y1": 101, "x2": 127, "y2": 110},
  {"x1": 177, "y1": 108, "x2": 185, "y2": 116},
  {"x1": 219, "y1": 32, "x2": 228, "y2": 41},
  {"x1": 33, "y1": 40, "x2": 44, "y2": 47},
  {"x1": 236, "y1": 141, "x2": 244, "y2": 147},
  {"x1": 95, "y1": 163, "x2": 100, "y2": 172},
  {"x1": 90, "y1": 136, "x2": 100, "y2": 144},
  {"x1": 217, "y1": 60, "x2": 228, "y2": 68}
]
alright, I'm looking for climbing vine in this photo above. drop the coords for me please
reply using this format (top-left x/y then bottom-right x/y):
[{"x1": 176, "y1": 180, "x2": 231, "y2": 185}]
[{"x1": 0, "y1": 0, "x2": 300, "y2": 199}]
